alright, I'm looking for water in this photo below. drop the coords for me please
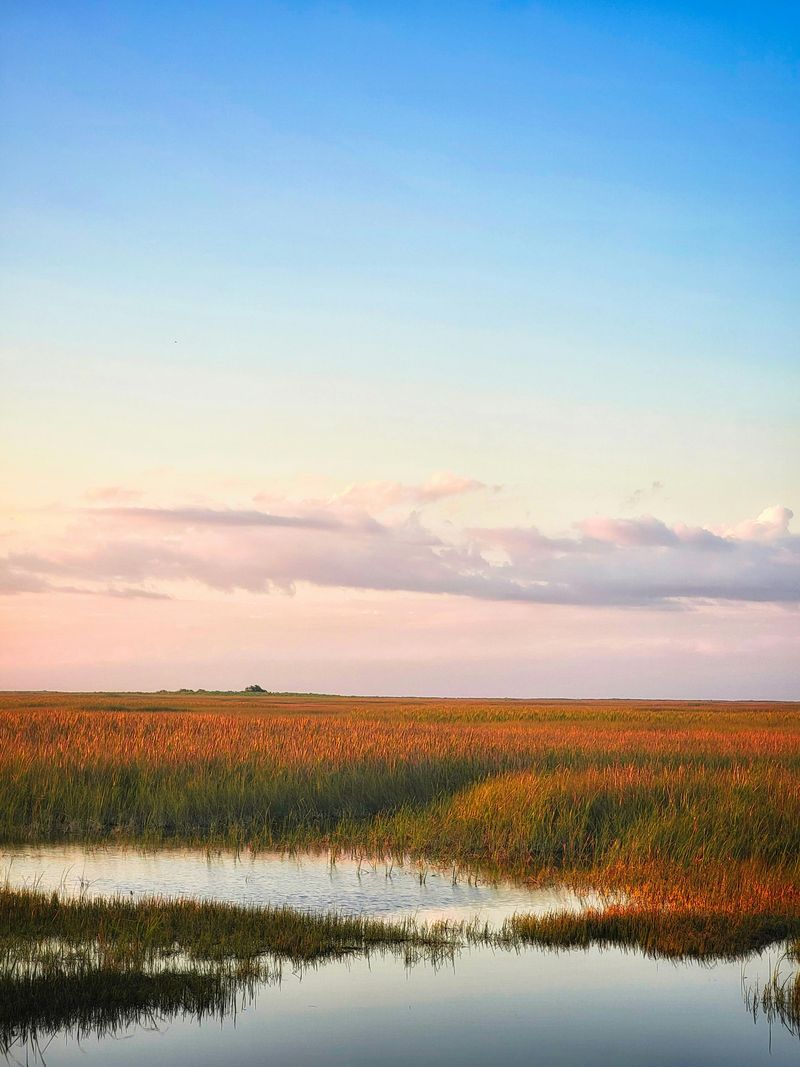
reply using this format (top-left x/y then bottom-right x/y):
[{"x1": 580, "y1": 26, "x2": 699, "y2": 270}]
[
  {"x1": 0, "y1": 844, "x2": 591, "y2": 925},
  {"x1": 2, "y1": 846, "x2": 797, "y2": 1066}
]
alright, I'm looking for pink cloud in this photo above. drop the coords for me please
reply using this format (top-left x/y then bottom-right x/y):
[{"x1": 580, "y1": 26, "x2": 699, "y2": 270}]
[
  {"x1": 576, "y1": 515, "x2": 678, "y2": 547},
  {"x1": 3, "y1": 500, "x2": 797, "y2": 609}
]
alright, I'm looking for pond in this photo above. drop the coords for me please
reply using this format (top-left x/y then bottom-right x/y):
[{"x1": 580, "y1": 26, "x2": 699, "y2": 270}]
[
  {"x1": 2, "y1": 845, "x2": 797, "y2": 1066},
  {"x1": 0, "y1": 843, "x2": 592, "y2": 924}
]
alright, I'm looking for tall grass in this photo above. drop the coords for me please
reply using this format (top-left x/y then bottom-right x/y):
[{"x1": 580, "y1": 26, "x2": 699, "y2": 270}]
[{"x1": 1, "y1": 693, "x2": 798, "y2": 913}]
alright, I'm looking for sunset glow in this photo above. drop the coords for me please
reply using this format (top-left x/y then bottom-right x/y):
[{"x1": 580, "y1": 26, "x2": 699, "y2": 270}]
[{"x1": 2, "y1": 3, "x2": 797, "y2": 696}]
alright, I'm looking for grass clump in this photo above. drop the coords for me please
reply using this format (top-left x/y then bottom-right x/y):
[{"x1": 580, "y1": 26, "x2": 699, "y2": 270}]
[
  {"x1": 505, "y1": 908, "x2": 800, "y2": 960},
  {"x1": 0, "y1": 884, "x2": 461, "y2": 1052},
  {"x1": 0, "y1": 886, "x2": 448, "y2": 965}
]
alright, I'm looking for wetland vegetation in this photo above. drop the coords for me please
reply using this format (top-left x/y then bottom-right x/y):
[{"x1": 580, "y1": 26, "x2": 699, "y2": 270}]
[
  {"x1": 2, "y1": 692, "x2": 798, "y2": 1061},
  {"x1": 2, "y1": 883, "x2": 799, "y2": 1056},
  {"x1": 1, "y1": 692, "x2": 797, "y2": 939}
]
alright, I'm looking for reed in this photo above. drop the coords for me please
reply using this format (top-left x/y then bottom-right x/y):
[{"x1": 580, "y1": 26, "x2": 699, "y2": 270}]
[
  {"x1": 506, "y1": 907, "x2": 800, "y2": 960},
  {"x1": 0, "y1": 885, "x2": 449, "y2": 964},
  {"x1": 1, "y1": 692, "x2": 797, "y2": 934},
  {"x1": 4, "y1": 883, "x2": 796, "y2": 968},
  {"x1": 2, "y1": 884, "x2": 799, "y2": 1052},
  {"x1": 744, "y1": 947, "x2": 800, "y2": 1038}
]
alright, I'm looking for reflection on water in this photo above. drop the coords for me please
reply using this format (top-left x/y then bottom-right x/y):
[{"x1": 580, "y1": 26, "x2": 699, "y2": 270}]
[
  {"x1": 2, "y1": 965, "x2": 265, "y2": 1058},
  {"x1": 0, "y1": 844, "x2": 592, "y2": 925},
  {"x1": 3, "y1": 944, "x2": 798, "y2": 1067},
  {"x1": 2, "y1": 846, "x2": 797, "y2": 1066}
]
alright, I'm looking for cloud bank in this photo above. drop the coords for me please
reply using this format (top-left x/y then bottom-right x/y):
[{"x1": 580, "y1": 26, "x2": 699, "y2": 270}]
[{"x1": 2, "y1": 495, "x2": 797, "y2": 609}]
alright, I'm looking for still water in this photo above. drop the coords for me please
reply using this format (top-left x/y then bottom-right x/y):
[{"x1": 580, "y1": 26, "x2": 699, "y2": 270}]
[
  {"x1": 2, "y1": 845, "x2": 797, "y2": 1066},
  {"x1": 0, "y1": 843, "x2": 590, "y2": 924}
]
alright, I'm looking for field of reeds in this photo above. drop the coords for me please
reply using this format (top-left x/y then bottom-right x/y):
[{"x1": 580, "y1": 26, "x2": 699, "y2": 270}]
[{"x1": 1, "y1": 692, "x2": 798, "y2": 953}]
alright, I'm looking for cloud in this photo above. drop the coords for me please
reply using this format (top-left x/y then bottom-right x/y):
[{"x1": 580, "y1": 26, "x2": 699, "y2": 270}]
[
  {"x1": 725, "y1": 505, "x2": 794, "y2": 542},
  {"x1": 0, "y1": 558, "x2": 168, "y2": 600},
  {"x1": 0, "y1": 559, "x2": 51, "y2": 595},
  {"x1": 103, "y1": 586, "x2": 173, "y2": 600},
  {"x1": 3, "y1": 500, "x2": 797, "y2": 609},
  {"x1": 89, "y1": 506, "x2": 363, "y2": 532},
  {"x1": 576, "y1": 515, "x2": 679, "y2": 547},
  {"x1": 331, "y1": 471, "x2": 488, "y2": 510}
]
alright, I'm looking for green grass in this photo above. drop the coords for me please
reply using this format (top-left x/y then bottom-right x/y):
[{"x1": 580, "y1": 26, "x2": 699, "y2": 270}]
[
  {"x1": 507, "y1": 910, "x2": 800, "y2": 960},
  {"x1": 0, "y1": 886, "x2": 454, "y2": 964},
  {"x1": 3, "y1": 696, "x2": 798, "y2": 883},
  {"x1": 0, "y1": 885, "x2": 462, "y2": 1050},
  {"x1": 3, "y1": 883, "x2": 799, "y2": 966}
]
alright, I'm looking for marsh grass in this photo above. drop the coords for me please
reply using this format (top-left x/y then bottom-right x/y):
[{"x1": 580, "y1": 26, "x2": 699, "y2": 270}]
[
  {"x1": 507, "y1": 907, "x2": 800, "y2": 960},
  {"x1": 0, "y1": 886, "x2": 454, "y2": 964},
  {"x1": 744, "y1": 946, "x2": 800, "y2": 1038},
  {"x1": 0, "y1": 884, "x2": 468, "y2": 1053},
  {"x1": 2, "y1": 693, "x2": 798, "y2": 952},
  {"x1": 3, "y1": 882, "x2": 797, "y2": 967},
  {"x1": 2, "y1": 885, "x2": 800, "y2": 1051}
]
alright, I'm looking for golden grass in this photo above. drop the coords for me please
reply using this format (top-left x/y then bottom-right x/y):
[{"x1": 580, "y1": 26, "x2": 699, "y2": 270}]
[{"x1": 1, "y1": 691, "x2": 798, "y2": 940}]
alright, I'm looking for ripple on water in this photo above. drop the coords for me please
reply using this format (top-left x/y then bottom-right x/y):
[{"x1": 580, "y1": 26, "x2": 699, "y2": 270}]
[{"x1": 0, "y1": 844, "x2": 593, "y2": 925}]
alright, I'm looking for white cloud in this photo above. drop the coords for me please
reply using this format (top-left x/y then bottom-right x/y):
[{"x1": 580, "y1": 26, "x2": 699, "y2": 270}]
[{"x1": 725, "y1": 505, "x2": 794, "y2": 542}]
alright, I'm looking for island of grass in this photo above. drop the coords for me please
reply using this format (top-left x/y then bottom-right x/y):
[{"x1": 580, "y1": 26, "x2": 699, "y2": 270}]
[{"x1": 2, "y1": 884, "x2": 799, "y2": 1050}]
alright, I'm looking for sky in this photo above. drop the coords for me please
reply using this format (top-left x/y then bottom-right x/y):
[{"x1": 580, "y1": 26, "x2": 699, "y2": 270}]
[{"x1": 1, "y1": 1, "x2": 798, "y2": 697}]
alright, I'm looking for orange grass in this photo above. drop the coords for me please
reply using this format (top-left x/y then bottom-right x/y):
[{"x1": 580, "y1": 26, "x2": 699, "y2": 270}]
[{"x1": 1, "y1": 692, "x2": 798, "y2": 937}]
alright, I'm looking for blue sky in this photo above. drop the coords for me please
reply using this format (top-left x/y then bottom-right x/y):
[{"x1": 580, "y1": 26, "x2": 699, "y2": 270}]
[{"x1": 1, "y1": 3, "x2": 798, "y2": 694}]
